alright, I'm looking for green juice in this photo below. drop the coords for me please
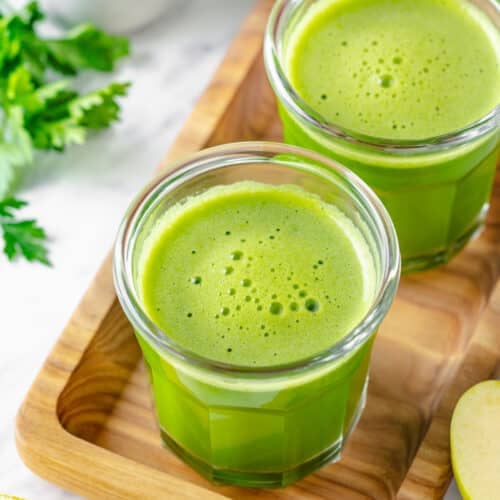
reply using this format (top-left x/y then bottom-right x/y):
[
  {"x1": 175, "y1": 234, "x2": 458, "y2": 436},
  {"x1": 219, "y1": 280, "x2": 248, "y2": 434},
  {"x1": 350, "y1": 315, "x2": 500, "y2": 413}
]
[
  {"x1": 272, "y1": 0, "x2": 500, "y2": 270},
  {"x1": 136, "y1": 182, "x2": 377, "y2": 485}
]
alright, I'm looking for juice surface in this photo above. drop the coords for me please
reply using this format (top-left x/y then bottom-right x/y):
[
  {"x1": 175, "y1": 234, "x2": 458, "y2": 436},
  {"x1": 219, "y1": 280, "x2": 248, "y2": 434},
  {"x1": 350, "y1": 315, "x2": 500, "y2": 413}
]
[
  {"x1": 286, "y1": 0, "x2": 500, "y2": 140},
  {"x1": 139, "y1": 182, "x2": 374, "y2": 367}
]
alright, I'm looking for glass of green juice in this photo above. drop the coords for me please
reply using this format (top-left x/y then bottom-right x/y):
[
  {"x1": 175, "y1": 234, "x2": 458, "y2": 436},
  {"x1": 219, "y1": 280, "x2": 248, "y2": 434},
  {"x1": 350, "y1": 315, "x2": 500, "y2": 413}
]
[
  {"x1": 113, "y1": 142, "x2": 400, "y2": 487},
  {"x1": 264, "y1": 0, "x2": 500, "y2": 273}
]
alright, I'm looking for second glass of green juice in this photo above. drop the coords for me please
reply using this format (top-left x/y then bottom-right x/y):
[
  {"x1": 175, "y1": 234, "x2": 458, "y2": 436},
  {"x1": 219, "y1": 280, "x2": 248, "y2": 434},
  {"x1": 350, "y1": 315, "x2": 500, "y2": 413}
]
[
  {"x1": 114, "y1": 142, "x2": 400, "y2": 487},
  {"x1": 265, "y1": 0, "x2": 500, "y2": 272}
]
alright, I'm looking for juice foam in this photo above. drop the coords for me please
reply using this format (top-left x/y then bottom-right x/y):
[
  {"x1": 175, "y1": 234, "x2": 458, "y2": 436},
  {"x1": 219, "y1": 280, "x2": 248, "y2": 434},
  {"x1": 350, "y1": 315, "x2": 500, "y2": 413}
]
[{"x1": 139, "y1": 182, "x2": 375, "y2": 366}]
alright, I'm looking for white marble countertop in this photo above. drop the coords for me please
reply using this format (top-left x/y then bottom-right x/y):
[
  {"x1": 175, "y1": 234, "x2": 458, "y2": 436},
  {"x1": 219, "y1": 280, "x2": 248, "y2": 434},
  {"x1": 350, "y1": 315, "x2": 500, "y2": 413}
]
[{"x1": 0, "y1": 1, "x2": 460, "y2": 498}]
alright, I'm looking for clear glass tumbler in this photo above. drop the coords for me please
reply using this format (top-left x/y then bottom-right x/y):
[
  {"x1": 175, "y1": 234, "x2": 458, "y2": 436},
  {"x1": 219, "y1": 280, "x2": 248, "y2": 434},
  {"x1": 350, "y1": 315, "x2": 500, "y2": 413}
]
[
  {"x1": 114, "y1": 142, "x2": 400, "y2": 487},
  {"x1": 264, "y1": 0, "x2": 500, "y2": 273}
]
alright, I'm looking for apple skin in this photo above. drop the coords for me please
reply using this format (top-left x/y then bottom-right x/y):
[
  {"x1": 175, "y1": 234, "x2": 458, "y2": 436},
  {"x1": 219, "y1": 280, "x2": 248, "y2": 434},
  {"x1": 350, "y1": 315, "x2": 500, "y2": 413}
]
[{"x1": 450, "y1": 380, "x2": 500, "y2": 500}]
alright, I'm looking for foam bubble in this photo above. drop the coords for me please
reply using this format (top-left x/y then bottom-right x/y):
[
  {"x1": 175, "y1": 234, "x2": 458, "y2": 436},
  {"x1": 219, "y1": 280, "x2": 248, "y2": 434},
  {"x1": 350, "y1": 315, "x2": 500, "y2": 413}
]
[
  {"x1": 269, "y1": 302, "x2": 283, "y2": 315},
  {"x1": 230, "y1": 250, "x2": 243, "y2": 260},
  {"x1": 305, "y1": 298, "x2": 320, "y2": 312},
  {"x1": 379, "y1": 74, "x2": 394, "y2": 88}
]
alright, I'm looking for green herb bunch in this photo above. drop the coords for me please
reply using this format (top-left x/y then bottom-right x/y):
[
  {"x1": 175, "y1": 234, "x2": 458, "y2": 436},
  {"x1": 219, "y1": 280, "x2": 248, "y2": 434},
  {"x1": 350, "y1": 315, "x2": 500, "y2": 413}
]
[{"x1": 0, "y1": 1, "x2": 130, "y2": 265}]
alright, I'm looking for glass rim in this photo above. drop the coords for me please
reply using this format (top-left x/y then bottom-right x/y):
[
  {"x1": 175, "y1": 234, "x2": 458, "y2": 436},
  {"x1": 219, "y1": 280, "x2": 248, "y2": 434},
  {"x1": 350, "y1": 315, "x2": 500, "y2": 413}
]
[
  {"x1": 264, "y1": 0, "x2": 500, "y2": 155},
  {"x1": 113, "y1": 142, "x2": 400, "y2": 376}
]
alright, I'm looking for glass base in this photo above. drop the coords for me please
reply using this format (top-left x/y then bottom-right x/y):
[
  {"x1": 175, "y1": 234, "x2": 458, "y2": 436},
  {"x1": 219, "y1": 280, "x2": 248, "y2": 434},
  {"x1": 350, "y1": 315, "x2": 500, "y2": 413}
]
[
  {"x1": 402, "y1": 212, "x2": 486, "y2": 274},
  {"x1": 159, "y1": 380, "x2": 368, "y2": 488},
  {"x1": 160, "y1": 430, "x2": 341, "y2": 488}
]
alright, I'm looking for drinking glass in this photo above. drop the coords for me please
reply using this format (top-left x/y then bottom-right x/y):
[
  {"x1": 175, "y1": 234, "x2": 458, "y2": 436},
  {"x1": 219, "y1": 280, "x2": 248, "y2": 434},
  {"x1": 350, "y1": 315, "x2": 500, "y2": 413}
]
[
  {"x1": 114, "y1": 142, "x2": 400, "y2": 487},
  {"x1": 264, "y1": 0, "x2": 499, "y2": 272}
]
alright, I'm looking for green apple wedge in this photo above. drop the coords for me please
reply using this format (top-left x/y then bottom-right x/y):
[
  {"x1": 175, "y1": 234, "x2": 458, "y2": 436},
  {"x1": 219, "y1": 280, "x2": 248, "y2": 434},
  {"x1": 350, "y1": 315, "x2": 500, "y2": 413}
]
[{"x1": 450, "y1": 380, "x2": 500, "y2": 500}]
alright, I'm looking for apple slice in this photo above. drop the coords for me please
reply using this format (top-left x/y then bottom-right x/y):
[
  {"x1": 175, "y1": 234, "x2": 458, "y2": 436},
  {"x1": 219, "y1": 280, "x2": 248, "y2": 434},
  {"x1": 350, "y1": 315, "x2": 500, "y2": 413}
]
[{"x1": 450, "y1": 380, "x2": 500, "y2": 500}]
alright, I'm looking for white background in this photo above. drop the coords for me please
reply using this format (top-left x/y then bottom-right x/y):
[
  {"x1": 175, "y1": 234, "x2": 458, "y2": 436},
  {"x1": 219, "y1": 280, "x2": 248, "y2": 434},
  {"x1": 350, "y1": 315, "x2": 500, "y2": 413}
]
[{"x1": 0, "y1": 0, "x2": 461, "y2": 498}]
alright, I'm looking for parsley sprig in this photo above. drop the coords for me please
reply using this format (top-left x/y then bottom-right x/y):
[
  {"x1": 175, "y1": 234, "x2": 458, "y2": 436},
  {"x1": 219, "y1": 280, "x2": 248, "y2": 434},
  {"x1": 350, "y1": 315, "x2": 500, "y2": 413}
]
[
  {"x1": 0, "y1": 197, "x2": 49, "y2": 265},
  {"x1": 0, "y1": 1, "x2": 130, "y2": 265}
]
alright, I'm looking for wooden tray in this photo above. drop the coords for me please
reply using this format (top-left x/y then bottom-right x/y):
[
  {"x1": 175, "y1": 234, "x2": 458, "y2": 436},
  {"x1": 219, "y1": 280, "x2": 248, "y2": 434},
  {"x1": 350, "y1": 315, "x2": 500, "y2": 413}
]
[{"x1": 16, "y1": 1, "x2": 500, "y2": 498}]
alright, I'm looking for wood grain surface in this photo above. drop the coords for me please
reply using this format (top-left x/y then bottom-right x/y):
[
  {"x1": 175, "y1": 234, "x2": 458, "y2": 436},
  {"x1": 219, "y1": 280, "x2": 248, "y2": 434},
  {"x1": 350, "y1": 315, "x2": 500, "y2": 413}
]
[{"x1": 16, "y1": 0, "x2": 500, "y2": 498}]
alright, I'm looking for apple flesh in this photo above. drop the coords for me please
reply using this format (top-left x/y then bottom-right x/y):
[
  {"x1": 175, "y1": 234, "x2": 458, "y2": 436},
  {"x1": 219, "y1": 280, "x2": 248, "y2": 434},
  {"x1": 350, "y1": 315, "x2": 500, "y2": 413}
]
[{"x1": 450, "y1": 380, "x2": 500, "y2": 500}]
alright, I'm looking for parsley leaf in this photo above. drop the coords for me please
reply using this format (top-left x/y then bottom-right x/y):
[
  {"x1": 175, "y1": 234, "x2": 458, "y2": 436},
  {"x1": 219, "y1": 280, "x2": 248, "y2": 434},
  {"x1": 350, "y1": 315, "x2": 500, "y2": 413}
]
[
  {"x1": 45, "y1": 24, "x2": 129, "y2": 75},
  {"x1": 0, "y1": 2, "x2": 129, "y2": 82},
  {"x1": 0, "y1": 106, "x2": 33, "y2": 196},
  {"x1": 0, "y1": 197, "x2": 49, "y2": 265},
  {"x1": 26, "y1": 82, "x2": 130, "y2": 150}
]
